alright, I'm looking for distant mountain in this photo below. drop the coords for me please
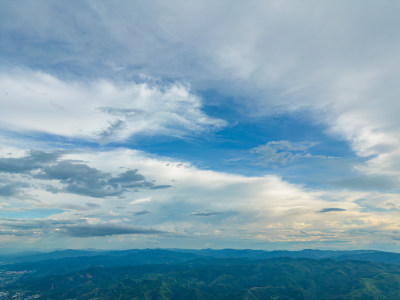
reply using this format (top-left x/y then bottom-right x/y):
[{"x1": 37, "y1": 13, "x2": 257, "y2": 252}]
[
  {"x1": 174, "y1": 248, "x2": 379, "y2": 260},
  {"x1": 0, "y1": 249, "x2": 107, "y2": 265},
  {"x1": 336, "y1": 251, "x2": 400, "y2": 265},
  {"x1": 2, "y1": 248, "x2": 400, "y2": 280},
  {"x1": 1, "y1": 249, "x2": 200, "y2": 277}
]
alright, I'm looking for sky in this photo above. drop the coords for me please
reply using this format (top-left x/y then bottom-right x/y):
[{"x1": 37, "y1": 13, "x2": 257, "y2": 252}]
[{"x1": 1, "y1": 0, "x2": 400, "y2": 252}]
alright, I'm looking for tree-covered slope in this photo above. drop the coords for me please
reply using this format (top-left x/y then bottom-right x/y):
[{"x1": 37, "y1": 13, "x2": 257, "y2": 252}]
[{"x1": 8, "y1": 258, "x2": 400, "y2": 299}]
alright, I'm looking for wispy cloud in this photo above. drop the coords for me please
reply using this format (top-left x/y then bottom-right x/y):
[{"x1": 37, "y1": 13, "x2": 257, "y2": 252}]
[
  {"x1": 133, "y1": 210, "x2": 152, "y2": 216},
  {"x1": 0, "y1": 70, "x2": 226, "y2": 142},
  {"x1": 250, "y1": 140, "x2": 321, "y2": 166},
  {"x1": 189, "y1": 212, "x2": 223, "y2": 217},
  {"x1": 60, "y1": 224, "x2": 165, "y2": 237},
  {"x1": 318, "y1": 208, "x2": 347, "y2": 213}
]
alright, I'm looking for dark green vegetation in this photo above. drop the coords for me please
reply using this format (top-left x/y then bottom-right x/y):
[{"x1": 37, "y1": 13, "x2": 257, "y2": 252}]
[{"x1": 2, "y1": 249, "x2": 400, "y2": 299}]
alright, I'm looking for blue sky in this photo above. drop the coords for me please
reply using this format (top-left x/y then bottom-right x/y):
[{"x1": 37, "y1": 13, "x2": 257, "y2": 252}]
[{"x1": 1, "y1": 1, "x2": 400, "y2": 251}]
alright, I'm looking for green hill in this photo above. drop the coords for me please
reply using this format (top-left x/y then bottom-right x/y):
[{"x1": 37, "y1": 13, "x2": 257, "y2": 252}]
[{"x1": 7, "y1": 257, "x2": 400, "y2": 299}]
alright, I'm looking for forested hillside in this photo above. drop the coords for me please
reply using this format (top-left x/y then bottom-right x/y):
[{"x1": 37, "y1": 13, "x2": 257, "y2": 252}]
[{"x1": 2, "y1": 250, "x2": 400, "y2": 299}]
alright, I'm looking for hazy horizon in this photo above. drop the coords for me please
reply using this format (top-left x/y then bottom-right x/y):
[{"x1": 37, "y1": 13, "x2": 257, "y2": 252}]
[
  {"x1": 0, "y1": 247, "x2": 398, "y2": 258},
  {"x1": 1, "y1": 1, "x2": 400, "y2": 252}
]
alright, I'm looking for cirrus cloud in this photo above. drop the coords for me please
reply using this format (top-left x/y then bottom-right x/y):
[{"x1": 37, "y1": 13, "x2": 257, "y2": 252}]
[{"x1": 0, "y1": 70, "x2": 226, "y2": 142}]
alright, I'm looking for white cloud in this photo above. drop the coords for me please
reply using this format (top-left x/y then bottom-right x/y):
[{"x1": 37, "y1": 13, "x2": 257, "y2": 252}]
[
  {"x1": 2, "y1": 1, "x2": 400, "y2": 249},
  {"x1": 57, "y1": 150, "x2": 400, "y2": 247},
  {"x1": 3, "y1": 1, "x2": 399, "y2": 180},
  {"x1": 1, "y1": 148, "x2": 399, "y2": 249},
  {"x1": 0, "y1": 70, "x2": 225, "y2": 142}
]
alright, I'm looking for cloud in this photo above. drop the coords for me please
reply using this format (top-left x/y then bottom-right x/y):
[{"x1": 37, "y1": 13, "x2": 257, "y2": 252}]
[
  {"x1": 318, "y1": 208, "x2": 347, "y2": 213},
  {"x1": 37, "y1": 160, "x2": 119, "y2": 198},
  {"x1": 0, "y1": 219, "x2": 75, "y2": 234},
  {"x1": 331, "y1": 174, "x2": 399, "y2": 191},
  {"x1": 1, "y1": 1, "x2": 399, "y2": 166},
  {"x1": 189, "y1": 212, "x2": 223, "y2": 217},
  {"x1": 65, "y1": 149, "x2": 376, "y2": 243},
  {"x1": 108, "y1": 170, "x2": 150, "y2": 188},
  {"x1": 0, "y1": 70, "x2": 226, "y2": 143},
  {"x1": 130, "y1": 197, "x2": 152, "y2": 204},
  {"x1": 133, "y1": 210, "x2": 152, "y2": 216},
  {"x1": 86, "y1": 202, "x2": 101, "y2": 208},
  {"x1": 0, "y1": 181, "x2": 29, "y2": 197},
  {"x1": 15, "y1": 0, "x2": 394, "y2": 184},
  {"x1": 0, "y1": 148, "x2": 398, "y2": 249},
  {"x1": 37, "y1": 162, "x2": 168, "y2": 197},
  {"x1": 1, "y1": 1, "x2": 399, "y2": 182},
  {"x1": 60, "y1": 224, "x2": 165, "y2": 237},
  {"x1": 250, "y1": 141, "x2": 319, "y2": 166},
  {"x1": 1, "y1": 1, "x2": 400, "y2": 250},
  {"x1": 0, "y1": 151, "x2": 168, "y2": 199},
  {"x1": 0, "y1": 150, "x2": 60, "y2": 173},
  {"x1": 0, "y1": 218, "x2": 164, "y2": 238},
  {"x1": 0, "y1": 230, "x2": 33, "y2": 236}
]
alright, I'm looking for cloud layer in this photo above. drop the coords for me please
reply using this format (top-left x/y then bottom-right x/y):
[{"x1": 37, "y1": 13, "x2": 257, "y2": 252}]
[
  {"x1": 2, "y1": 1, "x2": 399, "y2": 181},
  {"x1": 0, "y1": 150, "x2": 168, "y2": 199},
  {"x1": 1, "y1": 1, "x2": 400, "y2": 250},
  {"x1": 0, "y1": 149, "x2": 399, "y2": 250},
  {"x1": 0, "y1": 70, "x2": 225, "y2": 142}
]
